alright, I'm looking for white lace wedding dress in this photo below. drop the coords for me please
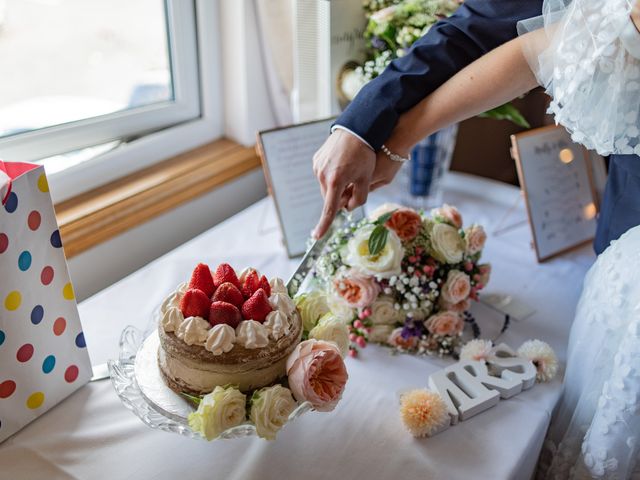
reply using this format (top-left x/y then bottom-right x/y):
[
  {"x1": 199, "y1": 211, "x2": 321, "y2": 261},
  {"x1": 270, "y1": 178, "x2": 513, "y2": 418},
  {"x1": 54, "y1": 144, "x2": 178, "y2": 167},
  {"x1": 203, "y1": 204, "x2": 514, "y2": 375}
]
[
  {"x1": 538, "y1": 226, "x2": 640, "y2": 478},
  {"x1": 516, "y1": 0, "x2": 640, "y2": 477}
]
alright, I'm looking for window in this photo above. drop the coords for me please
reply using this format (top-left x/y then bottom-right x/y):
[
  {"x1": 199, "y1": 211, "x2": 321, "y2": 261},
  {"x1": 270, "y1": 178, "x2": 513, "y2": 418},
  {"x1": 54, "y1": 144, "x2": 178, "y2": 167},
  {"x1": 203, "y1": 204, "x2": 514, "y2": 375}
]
[{"x1": 0, "y1": 0, "x2": 222, "y2": 203}]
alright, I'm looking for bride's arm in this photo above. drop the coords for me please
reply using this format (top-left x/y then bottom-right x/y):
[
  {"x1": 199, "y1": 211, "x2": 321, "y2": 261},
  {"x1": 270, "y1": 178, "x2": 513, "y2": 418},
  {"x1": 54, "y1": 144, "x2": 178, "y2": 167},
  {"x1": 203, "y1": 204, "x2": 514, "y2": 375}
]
[{"x1": 383, "y1": 32, "x2": 541, "y2": 158}]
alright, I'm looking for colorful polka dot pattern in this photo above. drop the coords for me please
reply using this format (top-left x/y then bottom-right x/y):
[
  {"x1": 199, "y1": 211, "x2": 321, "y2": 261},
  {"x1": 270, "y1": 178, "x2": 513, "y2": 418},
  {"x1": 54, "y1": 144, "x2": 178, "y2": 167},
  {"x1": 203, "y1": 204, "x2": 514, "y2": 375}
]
[{"x1": 0, "y1": 165, "x2": 91, "y2": 441}]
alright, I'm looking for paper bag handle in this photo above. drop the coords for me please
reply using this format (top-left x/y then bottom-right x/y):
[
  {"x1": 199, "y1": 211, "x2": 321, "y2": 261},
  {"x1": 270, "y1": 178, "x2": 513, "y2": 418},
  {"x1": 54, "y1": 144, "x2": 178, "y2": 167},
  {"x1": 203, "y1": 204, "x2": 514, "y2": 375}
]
[{"x1": 0, "y1": 169, "x2": 10, "y2": 206}]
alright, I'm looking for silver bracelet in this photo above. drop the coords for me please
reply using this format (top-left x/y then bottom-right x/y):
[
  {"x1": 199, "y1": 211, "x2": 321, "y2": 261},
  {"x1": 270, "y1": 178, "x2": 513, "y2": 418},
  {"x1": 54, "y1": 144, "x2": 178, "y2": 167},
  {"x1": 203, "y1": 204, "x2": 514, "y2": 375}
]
[{"x1": 380, "y1": 144, "x2": 410, "y2": 163}]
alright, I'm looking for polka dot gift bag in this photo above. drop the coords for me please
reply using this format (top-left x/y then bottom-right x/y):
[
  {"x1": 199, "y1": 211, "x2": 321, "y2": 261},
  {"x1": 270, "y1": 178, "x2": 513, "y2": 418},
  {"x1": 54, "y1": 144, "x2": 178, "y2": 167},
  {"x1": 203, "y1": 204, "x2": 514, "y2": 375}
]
[{"x1": 0, "y1": 161, "x2": 91, "y2": 442}]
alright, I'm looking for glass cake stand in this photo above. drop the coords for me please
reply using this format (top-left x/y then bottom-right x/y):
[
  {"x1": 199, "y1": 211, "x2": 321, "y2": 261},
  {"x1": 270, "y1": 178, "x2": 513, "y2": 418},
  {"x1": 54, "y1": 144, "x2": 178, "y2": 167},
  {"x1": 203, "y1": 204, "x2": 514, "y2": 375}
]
[{"x1": 107, "y1": 324, "x2": 313, "y2": 440}]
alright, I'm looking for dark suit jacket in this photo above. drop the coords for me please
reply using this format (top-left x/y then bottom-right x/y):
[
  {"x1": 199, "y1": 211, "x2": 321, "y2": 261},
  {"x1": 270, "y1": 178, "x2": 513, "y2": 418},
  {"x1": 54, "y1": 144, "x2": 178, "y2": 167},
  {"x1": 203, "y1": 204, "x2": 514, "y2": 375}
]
[{"x1": 335, "y1": 0, "x2": 543, "y2": 150}]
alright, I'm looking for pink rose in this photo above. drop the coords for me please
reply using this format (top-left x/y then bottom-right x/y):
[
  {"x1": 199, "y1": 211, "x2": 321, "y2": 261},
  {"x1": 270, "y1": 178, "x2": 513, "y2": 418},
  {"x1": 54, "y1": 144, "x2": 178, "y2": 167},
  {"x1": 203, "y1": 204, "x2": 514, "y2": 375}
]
[
  {"x1": 424, "y1": 311, "x2": 464, "y2": 336},
  {"x1": 464, "y1": 225, "x2": 487, "y2": 255},
  {"x1": 431, "y1": 204, "x2": 463, "y2": 229},
  {"x1": 439, "y1": 297, "x2": 471, "y2": 313},
  {"x1": 387, "y1": 327, "x2": 419, "y2": 350},
  {"x1": 385, "y1": 208, "x2": 422, "y2": 241},
  {"x1": 286, "y1": 339, "x2": 348, "y2": 412},
  {"x1": 333, "y1": 270, "x2": 380, "y2": 308},
  {"x1": 441, "y1": 270, "x2": 471, "y2": 305}
]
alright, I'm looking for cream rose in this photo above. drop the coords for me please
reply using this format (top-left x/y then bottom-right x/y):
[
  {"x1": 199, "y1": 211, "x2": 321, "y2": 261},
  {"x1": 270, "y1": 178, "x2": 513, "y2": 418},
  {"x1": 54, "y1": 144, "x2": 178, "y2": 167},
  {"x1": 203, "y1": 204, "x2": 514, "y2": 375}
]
[
  {"x1": 250, "y1": 385, "x2": 297, "y2": 440},
  {"x1": 369, "y1": 296, "x2": 404, "y2": 325},
  {"x1": 295, "y1": 291, "x2": 330, "y2": 332},
  {"x1": 431, "y1": 204, "x2": 463, "y2": 229},
  {"x1": 464, "y1": 224, "x2": 487, "y2": 255},
  {"x1": 439, "y1": 297, "x2": 471, "y2": 313},
  {"x1": 441, "y1": 270, "x2": 471, "y2": 305},
  {"x1": 326, "y1": 291, "x2": 356, "y2": 322},
  {"x1": 333, "y1": 269, "x2": 380, "y2": 309},
  {"x1": 345, "y1": 225, "x2": 403, "y2": 278},
  {"x1": 369, "y1": 324, "x2": 394, "y2": 343},
  {"x1": 368, "y1": 202, "x2": 403, "y2": 220},
  {"x1": 309, "y1": 313, "x2": 350, "y2": 357},
  {"x1": 424, "y1": 311, "x2": 464, "y2": 336},
  {"x1": 188, "y1": 386, "x2": 246, "y2": 441},
  {"x1": 429, "y1": 223, "x2": 464, "y2": 264}
]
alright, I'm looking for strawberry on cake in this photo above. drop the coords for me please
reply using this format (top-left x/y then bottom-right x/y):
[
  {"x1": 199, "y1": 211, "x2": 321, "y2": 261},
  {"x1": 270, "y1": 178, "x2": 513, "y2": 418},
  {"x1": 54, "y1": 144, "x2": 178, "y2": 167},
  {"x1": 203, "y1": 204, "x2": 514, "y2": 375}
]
[{"x1": 157, "y1": 263, "x2": 301, "y2": 395}]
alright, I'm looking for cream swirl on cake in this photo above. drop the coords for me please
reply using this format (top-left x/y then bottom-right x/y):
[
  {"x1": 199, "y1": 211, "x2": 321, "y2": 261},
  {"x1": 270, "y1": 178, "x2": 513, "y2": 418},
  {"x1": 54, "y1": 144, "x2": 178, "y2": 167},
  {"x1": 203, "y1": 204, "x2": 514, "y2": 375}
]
[
  {"x1": 205, "y1": 324, "x2": 235, "y2": 355},
  {"x1": 157, "y1": 263, "x2": 302, "y2": 394}
]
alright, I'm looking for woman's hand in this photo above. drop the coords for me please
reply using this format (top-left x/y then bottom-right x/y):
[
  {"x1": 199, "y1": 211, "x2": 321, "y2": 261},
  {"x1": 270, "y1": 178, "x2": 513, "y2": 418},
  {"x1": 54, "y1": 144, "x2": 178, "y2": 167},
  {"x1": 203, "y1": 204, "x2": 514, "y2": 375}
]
[
  {"x1": 370, "y1": 150, "x2": 406, "y2": 191},
  {"x1": 312, "y1": 129, "x2": 376, "y2": 238}
]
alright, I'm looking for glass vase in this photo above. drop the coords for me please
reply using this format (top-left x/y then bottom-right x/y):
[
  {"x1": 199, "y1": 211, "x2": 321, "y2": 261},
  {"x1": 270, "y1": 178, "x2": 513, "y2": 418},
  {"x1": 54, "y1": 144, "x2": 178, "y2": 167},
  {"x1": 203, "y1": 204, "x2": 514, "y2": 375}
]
[{"x1": 396, "y1": 124, "x2": 459, "y2": 211}]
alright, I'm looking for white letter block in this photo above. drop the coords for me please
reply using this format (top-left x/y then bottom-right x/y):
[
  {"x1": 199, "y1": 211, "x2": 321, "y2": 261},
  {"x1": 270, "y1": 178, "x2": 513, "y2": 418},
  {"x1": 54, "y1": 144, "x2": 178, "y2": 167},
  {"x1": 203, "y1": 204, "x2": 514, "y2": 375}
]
[
  {"x1": 487, "y1": 343, "x2": 537, "y2": 391},
  {"x1": 429, "y1": 361, "x2": 500, "y2": 422}
]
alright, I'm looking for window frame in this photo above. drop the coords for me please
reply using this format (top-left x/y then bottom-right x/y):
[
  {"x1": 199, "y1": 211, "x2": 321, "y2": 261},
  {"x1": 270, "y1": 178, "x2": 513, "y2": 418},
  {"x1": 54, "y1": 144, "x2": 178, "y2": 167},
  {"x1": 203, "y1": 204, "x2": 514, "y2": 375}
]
[{"x1": 0, "y1": 0, "x2": 223, "y2": 204}]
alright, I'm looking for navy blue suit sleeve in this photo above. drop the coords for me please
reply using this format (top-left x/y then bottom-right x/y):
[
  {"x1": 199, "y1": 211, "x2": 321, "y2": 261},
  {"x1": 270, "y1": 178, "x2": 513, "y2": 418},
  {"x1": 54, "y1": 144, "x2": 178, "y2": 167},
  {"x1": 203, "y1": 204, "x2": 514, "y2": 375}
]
[{"x1": 336, "y1": 0, "x2": 543, "y2": 150}]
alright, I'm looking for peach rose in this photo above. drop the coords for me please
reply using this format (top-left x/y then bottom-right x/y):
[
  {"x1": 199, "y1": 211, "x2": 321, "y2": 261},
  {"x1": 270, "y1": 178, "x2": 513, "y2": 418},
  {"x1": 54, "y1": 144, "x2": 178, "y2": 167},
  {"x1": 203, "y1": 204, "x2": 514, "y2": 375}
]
[
  {"x1": 441, "y1": 270, "x2": 471, "y2": 305},
  {"x1": 431, "y1": 204, "x2": 463, "y2": 229},
  {"x1": 439, "y1": 297, "x2": 471, "y2": 313},
  {"x1": 385, "y1": 208, "x2": 423, "y2": 241},
  {"x1": 464, "y1": 225, "x2": 487, "y2": 255},
  {"x1": 286, "y1": 339, "x2": 348, "y2": 412},
  {"x1": 333, "y1": 270, "x2": 380, "y2": 309},
  {"x1": 388, "y1": 327, "x2": 419, "y2": 350},
  {"x1": 424, "y1": 311, "x2": 464, "y2": 336}
]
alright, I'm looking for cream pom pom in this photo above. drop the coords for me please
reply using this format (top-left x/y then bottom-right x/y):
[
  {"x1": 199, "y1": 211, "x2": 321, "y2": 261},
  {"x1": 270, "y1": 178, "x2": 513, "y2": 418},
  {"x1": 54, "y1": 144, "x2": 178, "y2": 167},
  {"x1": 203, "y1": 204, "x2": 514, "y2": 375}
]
[
  {"x1": 399, "y1": 389, "x2": 449, "y2": 438},
  {"x1": 459, "y1": 339, "x2": 493, "y2": 362},
  {"x1": 517, "y1": 339, "x2": 558, "y2": 382}
]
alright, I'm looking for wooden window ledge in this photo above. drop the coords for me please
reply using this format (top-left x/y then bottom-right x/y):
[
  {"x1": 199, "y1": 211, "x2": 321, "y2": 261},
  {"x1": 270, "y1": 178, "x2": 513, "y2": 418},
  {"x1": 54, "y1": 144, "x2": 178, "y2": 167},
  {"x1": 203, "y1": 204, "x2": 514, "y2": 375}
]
[{"x1": 55, "y1": 138, "x2": 261, "y2": 258}]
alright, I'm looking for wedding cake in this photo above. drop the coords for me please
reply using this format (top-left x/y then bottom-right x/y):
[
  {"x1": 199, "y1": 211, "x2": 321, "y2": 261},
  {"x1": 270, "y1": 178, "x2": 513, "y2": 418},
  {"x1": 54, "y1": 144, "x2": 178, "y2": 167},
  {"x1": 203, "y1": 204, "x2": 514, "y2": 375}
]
[{"x1": 157, "y1": 263, "x2": 302, "y2": 395}]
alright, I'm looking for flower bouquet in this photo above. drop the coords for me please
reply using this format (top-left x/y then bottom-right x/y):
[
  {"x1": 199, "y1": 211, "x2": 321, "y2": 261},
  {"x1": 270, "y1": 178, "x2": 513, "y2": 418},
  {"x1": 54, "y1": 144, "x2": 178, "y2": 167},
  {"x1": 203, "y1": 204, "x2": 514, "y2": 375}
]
[
  {"x1": 339, "y1": 0, "x2": 529, "y2": 128},
  {"x1": 296, "y1": 203, "x2": 491, "y2": 357}
]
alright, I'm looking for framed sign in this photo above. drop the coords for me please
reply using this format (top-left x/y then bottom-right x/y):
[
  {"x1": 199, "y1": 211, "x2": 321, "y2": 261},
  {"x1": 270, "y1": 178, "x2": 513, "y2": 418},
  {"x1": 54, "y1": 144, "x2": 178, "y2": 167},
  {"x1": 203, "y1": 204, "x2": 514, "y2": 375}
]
[
  {"x1": 511, "y1": 125, "x2": 601, "y2": 262},
  {"x1": 256, "y1": 118, "x2": 335, "y2": 257}
]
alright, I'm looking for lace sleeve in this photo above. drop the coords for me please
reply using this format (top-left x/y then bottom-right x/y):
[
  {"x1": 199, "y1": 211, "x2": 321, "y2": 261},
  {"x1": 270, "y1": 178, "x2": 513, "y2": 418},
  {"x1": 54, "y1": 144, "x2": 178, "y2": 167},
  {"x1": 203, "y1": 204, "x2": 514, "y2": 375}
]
[{"x1": 518, "y1": 0, "x2": 640, "y2": 156}]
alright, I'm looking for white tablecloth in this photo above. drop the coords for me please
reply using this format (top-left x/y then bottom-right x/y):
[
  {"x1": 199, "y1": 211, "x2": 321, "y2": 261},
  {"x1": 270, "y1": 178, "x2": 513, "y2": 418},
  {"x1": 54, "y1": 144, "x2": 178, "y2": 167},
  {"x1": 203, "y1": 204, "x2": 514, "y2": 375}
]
[{"x1": 0, "y1": 173, "x2": 595, "y2": 480}]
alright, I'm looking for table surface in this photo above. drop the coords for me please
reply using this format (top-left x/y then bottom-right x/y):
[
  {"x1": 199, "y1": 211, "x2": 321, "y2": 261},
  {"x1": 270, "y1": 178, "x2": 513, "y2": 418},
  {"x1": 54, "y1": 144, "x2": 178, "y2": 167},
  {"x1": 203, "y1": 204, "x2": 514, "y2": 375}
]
[{"x1": 0, "y1": 173, "x2": 595, "y2": 480}]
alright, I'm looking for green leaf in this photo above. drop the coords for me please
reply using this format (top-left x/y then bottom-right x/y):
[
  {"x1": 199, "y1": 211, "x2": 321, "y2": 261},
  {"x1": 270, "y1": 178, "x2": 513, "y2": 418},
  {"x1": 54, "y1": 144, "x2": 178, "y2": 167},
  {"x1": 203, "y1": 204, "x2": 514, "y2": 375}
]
[
  {"x1": 479, "y1": 102, "x2": 531, "y2": 129},
  {"x1": 369, "y1": 225, "x2": 389, "y2": 256},
  {"x1": 181, "y1": 392, "x2": 202, "y2": 406},
  {"x1": 374, "y1": 209, "x2": 396, "y2": 226}
]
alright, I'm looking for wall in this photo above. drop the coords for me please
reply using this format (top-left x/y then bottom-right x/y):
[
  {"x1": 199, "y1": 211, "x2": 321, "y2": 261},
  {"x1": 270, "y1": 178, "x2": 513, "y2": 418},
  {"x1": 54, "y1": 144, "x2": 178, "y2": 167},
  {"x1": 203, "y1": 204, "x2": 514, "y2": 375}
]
[{"x1": 68, "y1": 168, "x2": 267, "y2": 301}]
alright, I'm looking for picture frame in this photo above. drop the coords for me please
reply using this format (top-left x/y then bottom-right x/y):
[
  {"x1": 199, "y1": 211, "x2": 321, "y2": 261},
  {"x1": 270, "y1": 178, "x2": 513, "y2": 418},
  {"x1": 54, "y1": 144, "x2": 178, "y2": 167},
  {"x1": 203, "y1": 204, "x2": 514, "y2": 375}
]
[
  {"x1": 256, "y1": 118, "x2": 335, "y2": 258},
  {"x1": 510, "y1": 125, "x2": 603, "y2": 262}
]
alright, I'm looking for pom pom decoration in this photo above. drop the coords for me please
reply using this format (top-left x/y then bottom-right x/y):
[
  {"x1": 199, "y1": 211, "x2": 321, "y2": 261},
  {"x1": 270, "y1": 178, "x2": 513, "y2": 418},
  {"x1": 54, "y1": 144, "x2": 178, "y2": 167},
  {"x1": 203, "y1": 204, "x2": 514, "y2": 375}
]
[
  {"x1": 517, "y1": 339, "x2": 558, "y2": 382},
  {"x1": 399, "y1": 389, "x2": 449, "y2": 438},
  {"x1": 459, "y1": 339, "x2": 493, "y2": 362}
]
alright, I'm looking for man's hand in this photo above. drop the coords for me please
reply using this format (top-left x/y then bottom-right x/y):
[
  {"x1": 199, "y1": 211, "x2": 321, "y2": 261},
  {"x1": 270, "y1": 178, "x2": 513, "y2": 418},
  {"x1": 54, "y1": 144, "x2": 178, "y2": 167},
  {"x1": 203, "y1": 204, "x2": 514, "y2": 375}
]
[{"x1": 312, "y1": 129, "x2": 376, "y2": 238}]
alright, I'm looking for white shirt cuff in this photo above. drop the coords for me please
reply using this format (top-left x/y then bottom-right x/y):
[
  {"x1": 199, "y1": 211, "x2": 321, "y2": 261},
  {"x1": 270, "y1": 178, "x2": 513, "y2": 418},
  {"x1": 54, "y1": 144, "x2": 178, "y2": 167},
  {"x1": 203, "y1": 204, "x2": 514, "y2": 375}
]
[
  {"x1": 331, "y1": 125, "x2": 375, "y2": 151},
  {"x1": 621, "y1": 15, "x2": 640, "y2": 60}
]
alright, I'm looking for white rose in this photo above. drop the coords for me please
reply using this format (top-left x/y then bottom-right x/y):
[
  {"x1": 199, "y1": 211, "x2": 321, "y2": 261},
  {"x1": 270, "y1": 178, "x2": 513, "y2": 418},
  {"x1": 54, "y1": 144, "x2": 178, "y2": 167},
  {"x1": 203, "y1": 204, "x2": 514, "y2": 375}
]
[
  {"x1": 309, "y1": 313, "x2": 350, "y2": 357},
  {"x1": 345, "y1": 225, "x2": 403, "y2": 278},
  {"x1": 326, "y1": 291, "x2": 356, "y2": 322},
  {"x1": 368, "y1": 202, "x2": 402, "y2": 220},
  {"x1": 250, "y1": 385, "x2": 297, "y2": 440},
  {"x1": 464, "y1": 224, "x2": 487, "y2": 255},
  {"x1": 368, "y1": 324, "x2": 394, "y2": 343},
  {"x1": 295, "y1": 290, "x2": 330, "y2": 332},
  {"x1": 188, "y1": 386, "x2": 246, "y2": 441},
  {"x1": 429, "y1": 223, "x2": 464, "y2": 264},
  {"x1": 370, "y1": 296, "x2": 404, "y2": 325}
]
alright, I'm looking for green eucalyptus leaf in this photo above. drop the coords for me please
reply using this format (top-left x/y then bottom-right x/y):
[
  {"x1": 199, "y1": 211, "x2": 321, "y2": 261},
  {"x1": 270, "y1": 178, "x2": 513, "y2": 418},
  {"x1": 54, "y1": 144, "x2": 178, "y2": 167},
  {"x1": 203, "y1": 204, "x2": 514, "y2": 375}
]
[
  {"x1": 479, "y1": 102, "x2": 531, "y2": 129},
  {"x1": 369, "y1": 225, "x2": 389, "y2": 256},
  {"x1": 375, "y1": 209, "x2": 396, "y2": 225}
]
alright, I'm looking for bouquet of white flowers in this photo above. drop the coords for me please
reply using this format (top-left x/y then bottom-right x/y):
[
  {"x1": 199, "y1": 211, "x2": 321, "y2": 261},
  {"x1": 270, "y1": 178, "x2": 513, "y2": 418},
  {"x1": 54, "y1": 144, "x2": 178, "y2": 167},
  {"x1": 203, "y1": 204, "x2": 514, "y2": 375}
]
[{"x1": 296, "y1": 203, "x2": 491, "y2": 357}]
